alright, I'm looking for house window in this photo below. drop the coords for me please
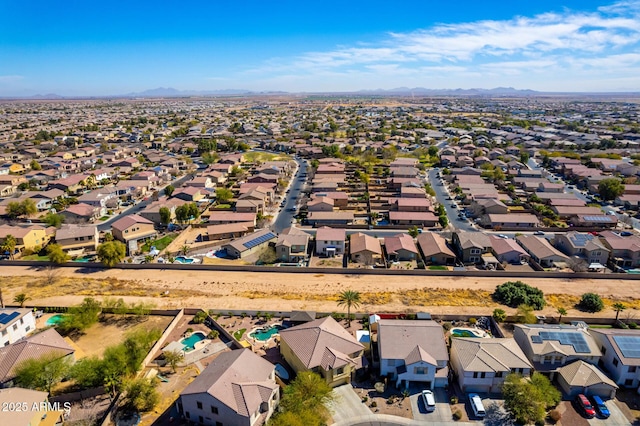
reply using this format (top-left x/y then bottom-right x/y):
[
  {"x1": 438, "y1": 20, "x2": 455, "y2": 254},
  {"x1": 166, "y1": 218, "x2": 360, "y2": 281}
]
[
  {"x1": 199, "y1": 416, "x2": 203, "y2": 424},
  {"x1": 601, "y1": 347, "x2": 606, "y2": 355},
  {"x1": 473, "y1": 372, "x2": 478, "y2": 378},
  {"x1": 625, "y1": 379, "x2": 634, "y2": 387},
  {"x1": 197, "y1": 401, "x2": 203, "y2": 409},
  {"x1": 629, "y1": 366, "x2": 637, "y2": 373},
  {"x1": 544, "y1": 356, "x2": 552, "y2": 363},
  {"x1": 12, "y1": 324, "x2": 17, "y2": 331},
  {"x1": 495, "y1": 372, "x2": 503, "y2": 378},
  {"x1": 480, "y1": 372, "x2": 486, "y2": 378},
  {"x1": 185, "y1": 411, "x2": 190, "y2": 419},
  {"x1": 470, "y1": 249, "x2": 481, "y2": 254},
  {"x1": 19, "y1": 318, "x2": 23, "y2": 325},
  {"x1": 336, "y1": 367, "x2": 345, "y2": 375},
  {"x1": 414, "y1": 367, "x2": 427, "y2": 375},
  {"x1": 216, "y1": 422, "x2": 223, "y2": 426},
  {"x1": 554, "y1": 356, "x2": 562, "y2": 363},
  {"x1": 211, "y1": 406, "x2": 218, "y2": 414},
  {"x1": 387, "y1": 359, "x2": 396, "y2": 367},
  {"x1": 1, "y1": 330, "x2": 6, "y2": 336},
  {"x1": 25, "y1": 326, "x2": 30, "y2": 332},
  {"x1": 613, "y1": 358, "x2": 619, "y2": 367}
]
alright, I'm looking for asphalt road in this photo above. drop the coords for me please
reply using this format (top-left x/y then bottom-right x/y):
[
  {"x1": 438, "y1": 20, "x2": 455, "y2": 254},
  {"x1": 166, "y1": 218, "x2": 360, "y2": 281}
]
[
  {"x1": 427, "y1": 168, "x2": 477, "y2": 232},
  {"x1": 272, "y1": 158, "x2": 307, "y2": 233}
]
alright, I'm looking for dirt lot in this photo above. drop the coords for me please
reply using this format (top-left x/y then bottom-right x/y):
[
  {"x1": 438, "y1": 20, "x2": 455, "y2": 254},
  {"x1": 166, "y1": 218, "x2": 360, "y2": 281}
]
[{"x1": 2, "y1": 266, "x2": 640, "y2": 320}]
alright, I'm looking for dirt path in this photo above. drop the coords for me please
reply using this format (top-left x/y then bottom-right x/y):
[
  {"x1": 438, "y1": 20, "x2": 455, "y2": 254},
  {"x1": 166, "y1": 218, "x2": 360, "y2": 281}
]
[{"x1": 1, "y1": 266, "x2": 638, "y2": 319}]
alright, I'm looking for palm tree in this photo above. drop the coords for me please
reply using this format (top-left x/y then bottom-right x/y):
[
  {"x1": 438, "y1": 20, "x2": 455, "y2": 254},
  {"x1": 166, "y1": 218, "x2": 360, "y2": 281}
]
[
  {"x1": 13, "y1": 293, "x2": 30, "y2": 308},
  {"x1": 2, "y1": 234, "x2": 17, "y2": 259},
  {"x1": 181, "y1": 245, "x2": 189, "y2": 256},
  {"x1": 613, "y1": 302, "x2": 626, "y2": 321},
  {"x1": 557, "y1": 307, "x2": 567, "y2": 324},
  {"x1": 337, "y1": 290, "x2": 361, "y2": 327}
]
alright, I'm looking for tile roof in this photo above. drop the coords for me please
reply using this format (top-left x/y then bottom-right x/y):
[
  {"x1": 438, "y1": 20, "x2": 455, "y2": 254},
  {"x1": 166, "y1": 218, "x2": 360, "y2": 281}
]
[
  {"x1": 557, "y1": 360, "x2": 617, "y2": 388},
  {"x1": 350, "y1": 233, "x2": 382, "y2": 255},
  {"x1": 111, "y1": 214, "x2": 154, "y2": 231},
  {"x1": 377, "y1": 320, "x2": 448, "y2": 365},
  {"x1": 451, "y1": 338, "x2": 532, "y2": 373}
]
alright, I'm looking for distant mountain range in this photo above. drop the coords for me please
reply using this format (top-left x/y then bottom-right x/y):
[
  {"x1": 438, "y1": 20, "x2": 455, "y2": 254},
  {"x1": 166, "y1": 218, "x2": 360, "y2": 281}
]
[{"x1": 2, "y1": 86, "x2": 639, "y2": 100}]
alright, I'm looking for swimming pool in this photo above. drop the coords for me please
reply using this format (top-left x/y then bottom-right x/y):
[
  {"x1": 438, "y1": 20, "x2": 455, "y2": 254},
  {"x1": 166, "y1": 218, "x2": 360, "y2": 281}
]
[
  {"x1": 73, "y1": 256, "x2": 96, "y2": 263},
  {"x1": 174, "y1": 256, "x2": 198, "y2": 264},
  {"x1": 275, "y1": 363, "x2": 290, "y2": 381},
  {"x1": 249, "y1": 324, "x2": 286, "y2": 341},
  {"x1": 46, "y1": 314, "x2": 66, "y2": 326},
  {"x1": 180, "y1": 331, "x2": 206, "y2": 351},
  {"x1": 451, "y1": 328, "x2": 489, "y2": 338}
]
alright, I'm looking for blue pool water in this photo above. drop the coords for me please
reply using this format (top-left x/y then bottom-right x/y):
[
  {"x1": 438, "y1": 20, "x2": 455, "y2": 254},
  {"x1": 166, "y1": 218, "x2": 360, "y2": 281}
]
[
  {"x1": 46, "y1": 314, "x2": 66, "y2": 326},
  {"x1": 175, "y1": 256, "x2": 195, "y2": 264},
  {"x1": 250, "y1": 324, "x2": 286, "y2": 341},
  {"x1": 180, "y1": 332, "x2": 206, "y2": 351}
]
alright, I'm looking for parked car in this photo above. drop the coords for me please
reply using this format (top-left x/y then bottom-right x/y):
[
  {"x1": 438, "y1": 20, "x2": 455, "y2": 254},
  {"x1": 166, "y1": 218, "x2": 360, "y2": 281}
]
[
  {"x1": 498, "y1": 234, "x2": 508, "y2": 239},
  {"x1": 469, "y1": 393, "x2": 486, "y2": 418},
  {"x1": 590, "y1": 395, "x2": 610, "y2": 418},
  {"x1": 575, "y1": 394, "x2": 596, "y2": 418},
  {"x1": 533, "y1": 231, "x2": 545, "y2": 236},
  {"x1": 421, "y1": 390, "x2": 436, "y2": 412}
]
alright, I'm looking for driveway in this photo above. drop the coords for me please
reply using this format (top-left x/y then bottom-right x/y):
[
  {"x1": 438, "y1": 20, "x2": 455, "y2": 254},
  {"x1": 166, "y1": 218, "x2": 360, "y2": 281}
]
[
  {"x1": 588, "y1": 399, "x2": 630, "y2": 426},
  {"x1": 410, "y1": 387, "x2": 451, "y2": 423},
  {"x1": 327, "y1": 384, "x2": 372, "y2": 424}
]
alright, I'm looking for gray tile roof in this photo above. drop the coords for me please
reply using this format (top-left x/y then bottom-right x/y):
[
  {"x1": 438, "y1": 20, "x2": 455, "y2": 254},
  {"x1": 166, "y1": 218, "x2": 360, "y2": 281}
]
[
  {"x1": 377, "y1": 320, "x2": 448, "y2": 365},
  {"x1": 451, "y1": 338, "x2": 532, "y2": 373}
]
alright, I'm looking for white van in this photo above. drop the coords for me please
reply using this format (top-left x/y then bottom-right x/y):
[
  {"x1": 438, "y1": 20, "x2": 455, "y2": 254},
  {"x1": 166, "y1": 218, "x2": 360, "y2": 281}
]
[
  {"x1": 469, "y1": 393, "x2": 486, "y2": 418},
  {"x1": 421, "y1": 390, "x2": 436, "y2": 412}
]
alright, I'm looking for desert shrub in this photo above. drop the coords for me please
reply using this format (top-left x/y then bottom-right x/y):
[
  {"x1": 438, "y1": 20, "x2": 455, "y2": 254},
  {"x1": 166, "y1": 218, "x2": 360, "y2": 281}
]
[
  {"x1": 450, "y1": 395, "x2": 458, "y2": 404},
  {"x1": 370, "y1": 401, "x2": 377, "y2": 408},
  {"x1": 629, "y1": 322, "x2": 638, "y2": 329},
  {"x1": 469, "y1": 317, "x2": 477, "y2": 325},
  {"x1": 494, "y1": 281, "x2": 545, "y2": 310},
  {"x1": 361, "y1": 396, "x2": 368, "y2": 403},
  {"x1": 578, "y1": 293, "x2": 604, "y2": 312},
  {"x1": 548, "y1": 409, "x2": 562, "y2": 424},
  {"x1": 452, "y1": 409, "x2": 462, "y2": 420},
  {"x1": 207, "y1": 330, "x2": 219, "y2": 339},
  {"x1": 192, "y1": 311, "x2": 208, "y2": 324},
  {"x1": 442, "y1": 322, "x2": 452, "y2": 331}
]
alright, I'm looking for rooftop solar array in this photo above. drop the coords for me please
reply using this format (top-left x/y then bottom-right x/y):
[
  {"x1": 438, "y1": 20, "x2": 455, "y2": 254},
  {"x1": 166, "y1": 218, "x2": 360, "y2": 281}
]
[
  {"x1": 530, "y1": 331, "x2": 591, "y2": 353},
  {"x1": 613, "y1": 335, "x2": 640, "y2": 359},
  {"x1": 582, "y1": 216, "x2": 614, "y2": 223},
  {"x1": 569, "y1": 233, "x2": 592, "y2": 247},
  {"x1": 243, "y1": 232, "x2": 276, "y2": 249},
  {"x1": 0, "y1": 311, "x2": 20, "y2": 325}
]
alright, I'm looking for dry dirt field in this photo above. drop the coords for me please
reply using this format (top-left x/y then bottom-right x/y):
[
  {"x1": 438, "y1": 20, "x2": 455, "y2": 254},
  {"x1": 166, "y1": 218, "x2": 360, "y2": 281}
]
[{"x1": 2, "y1": 266, "x2": 640, "y2": 319}]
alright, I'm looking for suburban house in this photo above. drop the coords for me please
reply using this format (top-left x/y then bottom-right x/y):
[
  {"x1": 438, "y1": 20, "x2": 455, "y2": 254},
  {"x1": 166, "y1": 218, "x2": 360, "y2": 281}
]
[
  {"x1": 0, "y1": 328, "x2": 75, "y2": 387},
  {"x1": 377, "y1": 320, "x2": 449, "y2": 390},
  {"x1": 556, "y1": 360, "x2": 618, "y2": 399},
  {"x1": 307, "y1": 197, "x2": 335, "y2": 212},
  {"x1": 516, "y1": 235, "x2": 569, "y2": 268},
  {"x1": 383, "y1": 233, "x2": 419, "y2": 262},
  {"x1": 452, "y1": 231, "x2": 492, "y2": 264},
  {"x1": 279, "y1": 316, "x2": 364, "y2": 387},
  {"x1": 0, "y1": 309, "x2": 36, "y2": 346},
  {"x1": 589, "y1": 329, "x2": 640, "y2": 389},
  {"x1": 222, "y1": 229, "x2": 277, "y2": 260},
  {"x1": 0, "y1": 224, "x2": 49, "y2": 256},
  {"x1": 450, "y1": 338, "x2": 533, "y2": 393},
  {"x1": 60, "y1": 202, "x2": 100, "y2": 223},
  {"x1": 177, "y1": 349, "x2": 279, "y2": 426},
  {"x1": 208, "y1": 212, "x2": 257, "y2": 226},
  {"x1": 0, "y1": 388, "x2": 64, "y2": 425},
  {"x1": 485, "y1": 213, "x2": 540, "y2": 229},
  {"x1": 54, "y1": 224, "x2": 99, "y2": 255},
  {"x1": 489, "y1": 236, "x2": 530, "y2": 265},
  {"x1": 599, "y1": 230, "x2": 640, "y2": 269},
  {"x1": 388, "y1": 211, "x2": 439, "y2": 227},
  {"x1": 275, "y1": 227, "x2": 309, "y2": 263},
  {"x1": 204, "y1": 223, "x2": 253, "y2": 241},
  {"x1": 111, "y1": 214, "x2": 158, "y2": 253},
  {"x1": 554, "y1": 231, "x2": 610, "y2": 266},
  {"x1": 416, "y1": 233, "x2": 456, "y2": 266},
  {"x1": 315, "y1": 227, "x2": 346, "y2": 256},
  {"x1": 513, "y1": 324, "x2": 602, "y2": 374},
  {"x1": 349, "y1": 233, "x2": 382, "y2": 266},
  {"x1": 307, "y1": 211, "x2": 354, "y2": 227}
]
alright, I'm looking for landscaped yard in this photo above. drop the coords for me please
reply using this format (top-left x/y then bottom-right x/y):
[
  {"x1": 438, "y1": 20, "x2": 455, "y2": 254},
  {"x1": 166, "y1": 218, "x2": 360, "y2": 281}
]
[
  {"x1": 428, "y1": 265, "x2": 448, "y2": 270},
  {"x1": 141, "y1": 233, "x2": 178, "y2": 252},
  {"x1": 21, "y1": 254, "x2": 50, "y2": 261}
]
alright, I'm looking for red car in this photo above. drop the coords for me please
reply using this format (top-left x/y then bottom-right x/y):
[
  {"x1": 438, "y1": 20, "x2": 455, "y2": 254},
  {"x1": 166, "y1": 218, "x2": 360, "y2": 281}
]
[{"x1": 575, "y1": 394, "x2": 596, "y2": 418}]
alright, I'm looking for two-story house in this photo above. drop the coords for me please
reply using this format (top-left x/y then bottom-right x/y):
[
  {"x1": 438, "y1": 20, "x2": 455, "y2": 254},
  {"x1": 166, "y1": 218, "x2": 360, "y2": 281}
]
[
  {"x1": 315, "y1": 227, "x2": 346, "y2": 257},
  {"x1": 0, "y1": 309, "x2": 36, "y2": 346},
  {"x1": 589, "y1": 329, "x2": 640, "y2": 389},
  {"x1": 111, "y1": 214, "x2": 157, "y2": 254}
]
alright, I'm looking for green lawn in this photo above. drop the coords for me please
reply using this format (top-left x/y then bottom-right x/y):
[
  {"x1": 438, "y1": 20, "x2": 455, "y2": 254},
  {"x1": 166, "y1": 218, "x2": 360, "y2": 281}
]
[
  {"x1": 233, "y1": 328, "x2": 246, "y2": 340},
  {"x1": 214, "y1": 204, "x2": 231, "y2": 209},
  {"x1": 428, "y1": 265, "x2": 448, "y2": 270},
  {"x1": 99, "y1": 216, "x2": 110, "y2": 221},
  {"x1": 141, "y1": 233, "x2": 178, "y2": 252},
  {"x1": 22, "y1": 255, "x2": 50, "y2": 261}
]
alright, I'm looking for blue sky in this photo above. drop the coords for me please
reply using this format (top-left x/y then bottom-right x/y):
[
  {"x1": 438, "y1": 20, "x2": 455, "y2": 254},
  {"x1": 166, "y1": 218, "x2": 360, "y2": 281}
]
[{"x1": 1, "y1": 0, "x2": 640, "y2": 95}]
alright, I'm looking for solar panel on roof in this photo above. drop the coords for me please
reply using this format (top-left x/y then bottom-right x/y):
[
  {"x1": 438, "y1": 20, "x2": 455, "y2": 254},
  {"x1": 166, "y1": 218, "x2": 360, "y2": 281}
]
[
  {"x1": 536, "y1": 331, "x2": 591, "y2": 353},
  {"x1": 243, "y1": 232, "x2": 276, "y2": 249},
  {"x1": 613, "y1": 335, "x2": 640, "y2": 358},
  {"x1": 582, "y1": 216, "x2": 613, "y2": 222},
  {"x1": 0, "y1": 311, "x2": 19, "y2": 325},
  {"x1": 531, "y1": 335, "x2": 543, "y2": 344}
]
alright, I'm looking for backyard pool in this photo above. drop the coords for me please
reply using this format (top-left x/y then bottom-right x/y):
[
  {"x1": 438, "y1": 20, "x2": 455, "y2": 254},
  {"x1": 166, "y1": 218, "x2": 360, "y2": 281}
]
[
  {"x1": 275, "y1": 363, "x2": 290, "y2": 381},
  {"x1": 180, "y1": 331, "x2": 206, "y2": 351},
  {"x1": 174, "y1": 256, "x2": 198, "y2": 264},
  {"x1": 46, "y1": 314, "x2": 66, "y2": 326},
  {"x1": 249, "y1": 324, "x2": 287, "y2": 341},
  {"x1": 451, "y1": 328, "x2": 489, "y2": 338},
  {"x1": 73, "y1": 255, "x2": 96, "y2": 263}
]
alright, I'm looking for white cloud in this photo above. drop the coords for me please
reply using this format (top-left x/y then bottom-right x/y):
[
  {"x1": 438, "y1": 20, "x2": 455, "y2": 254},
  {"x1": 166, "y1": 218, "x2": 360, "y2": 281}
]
[{"x1": 0, "y1": 75, "x2": 24, "y2": 83}]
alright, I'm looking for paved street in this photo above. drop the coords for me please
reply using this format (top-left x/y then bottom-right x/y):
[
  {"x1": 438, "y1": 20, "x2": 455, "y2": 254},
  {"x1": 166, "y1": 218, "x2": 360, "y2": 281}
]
[
  {"x1": 272, "y1": 158, "x2": 307, "y2": 233},
  {"x1": 427, "y1": 168, "x2": 477, "y2": 232}
]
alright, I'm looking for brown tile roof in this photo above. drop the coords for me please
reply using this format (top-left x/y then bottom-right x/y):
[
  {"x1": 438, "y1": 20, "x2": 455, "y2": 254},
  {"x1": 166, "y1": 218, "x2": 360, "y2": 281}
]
[
  {"x1": 350, "y1": 233, "x2": 382, "y2": 255},
  {"x1": 111, "y1": 214, "x2": 154, "y2": 232},
  {"x1": 384, "y1": 233, "x2": 418, "y2": 255},
  {"x1": 315, "y1": 227, "x2": 346, "y2": 241},
  {"x1": 181, "y1": 349, "x2": 277, "y2": 417},
  {"x1": 279, "y1": 316, "x2": 363, "y2": 369},
  {"x1": 377, "y1": 320, "x2": 448, "y2": 364},
  {"x1": 417, "y1": 233, "x2": 455, "y2": 258}
]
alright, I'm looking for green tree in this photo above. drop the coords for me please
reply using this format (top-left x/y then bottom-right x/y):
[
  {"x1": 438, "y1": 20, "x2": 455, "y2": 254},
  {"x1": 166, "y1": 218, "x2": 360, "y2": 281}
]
[
  {"x1": 613, "y1": 302, "x2": 626, "y2": 321},
  {"x1": 408, "y1": 226, "x2": 420, "y2": 238},
  {"x1": 428, "y1": 145, "x2": 439, "y2": 157},
  {"x1": 598, "y1": 178, "x2": 625, "y2": 201},
  {"x1": 164, "y1": 184, "x2": 175, "y2": 197},
  {"x1": 557, "y1": 307, "x2": 567, "y2": 324},
  {"x1": 492, "y1": 308, "x2": 506, "y2": 323},
  {"x1": 258, "y1": 246, "x2": 277, "y2": 264},
  {"x1": 122, "y1": 377, "x2": 159, "y2": 412},
  {"x1": 516, "y1": 304, "x2": 537, "y2": 324},
  {"x1": 503, "y1": 372, "x2": 560, "y2": 425},
  {"x1": 163, "y1": 349, "x2": 184, "y2": 373},
  {"x1": 13, "y1": 293, "x2": 30, "y2": 308},
  {"x1": 44, "y1": 212, "x2": 64, "y2": 228},
  {"x1": 493, "y1": 281, "x2": 545, "y2": 310},
  {"x1": 271, "y1": 371, "x2": 334, "y2": 426},
  {"x1": 97, "y1": 241, "x2": 126, "y2": 267},
  {"x1": 215, "y1": 187, "x2": 234, "y2": 204},
  {"x1": 439, "y1": 214, "x2": 448, "y2": 228},
  {"x1": 70, "y1": 357, "x2": 106, "y2": 389},
  {"x1": 47, "y1": 243, "x2": 69, "y2": 264},
  {"x1": 58, "y1": 297, "x2": 102, "y2": 334},
  {"x1": 159, "y1": 207, "x2": 171, "y2": 226},
  {"x1": 1, "y1": 234, "x2": 17, "y2": 259},
  {"x1": 30, "y1": 159, "x2": 42, "y2": 170},
  {"x1": 337, "y1": 290, "x2": 361, "y2": 327},
  {"x1": 6, "y1": 199, "x2": 37, "y2": 219},
  {"x1": 14, "y1": 352, "x2": 72, "y2": 393},
  {"x1": 579, "y1": 293, "x2": 604, "y2": 312}
]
